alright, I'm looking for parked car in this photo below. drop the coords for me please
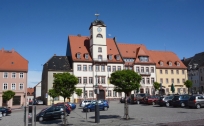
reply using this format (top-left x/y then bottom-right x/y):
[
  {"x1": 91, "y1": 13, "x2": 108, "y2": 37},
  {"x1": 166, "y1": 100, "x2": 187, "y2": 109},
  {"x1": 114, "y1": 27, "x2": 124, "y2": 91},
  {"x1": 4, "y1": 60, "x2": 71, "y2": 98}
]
[
  {"x1": 172, "y1": 95, "x2": 191, "y2": 107},
  {"x1": 146, "y1": 95, "x2": 159, "y2": 105},
  {"x1": 129, "y1": 94, "x2": 146, "y2": 104},
  {"x1": 36, "y1": 105, "x2": 66, "y2": 122},
  {"x1": 0, "y1": 112, "x2": 2, "y2": 120},
  {"x1": 80, "y1": 100, "x2": 92, "y2": 107},
  {"x1": 83, "y1": 101, "x2": 109, "y2": 112},
  {"x1": 188, "y1": 95, "x2": 204, "y2": 109},
  {"x1": 98, "y1": 100, "x2": 109, "y2": 109},
  {"x1": 55, "y1": 103, "x2": 71, "y2": 114},
  {"x1": 138, "y1": 93, "x2": 151, "y2": 104},
  {"x1": 158, "y1": 95, "x2": 174, "y2": 107},
  {"x1": 0, "y1": 107, "x2": 12, "y2": 116},
  {"x1": 33, "y1": 99, "x2": 44, "y2": 105},
  {"x1": 67, "y1": 102, "x2": 76, "y2": 110}
]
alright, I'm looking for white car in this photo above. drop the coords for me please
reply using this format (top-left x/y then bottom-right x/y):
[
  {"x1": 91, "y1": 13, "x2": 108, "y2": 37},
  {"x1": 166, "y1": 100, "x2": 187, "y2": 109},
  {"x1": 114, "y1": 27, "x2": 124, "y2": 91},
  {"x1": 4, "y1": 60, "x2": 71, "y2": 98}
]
[{"x1": 80, "y1": 100, "x2": 92, "y2": 107}]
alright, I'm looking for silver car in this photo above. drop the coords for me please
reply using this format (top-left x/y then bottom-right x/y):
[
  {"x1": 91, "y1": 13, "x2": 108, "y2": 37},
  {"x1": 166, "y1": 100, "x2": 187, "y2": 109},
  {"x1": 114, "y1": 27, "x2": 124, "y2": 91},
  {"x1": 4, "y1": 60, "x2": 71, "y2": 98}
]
[
  {"x1": 188, "y1": 95, "x2": 204, "y2": 109},
  {"x1": 80, "y1": 100, "x2": 92, "y2": 107}
]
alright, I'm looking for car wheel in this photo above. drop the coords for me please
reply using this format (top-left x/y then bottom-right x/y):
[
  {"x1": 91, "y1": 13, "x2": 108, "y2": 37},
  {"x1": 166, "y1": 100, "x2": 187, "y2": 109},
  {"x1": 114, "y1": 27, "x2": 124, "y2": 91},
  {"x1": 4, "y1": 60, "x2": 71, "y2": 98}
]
[
  {"x1": 166, "y1": 102, "x2": 170, "y2": 107},
  {"x1": 181, "y1": 103, "x2": 185, "y2": 107},
  {"x1": 61, "y1": 115, "x2": 65, "y2": 119},
  {"x1": 103, "y1": 107, "x2": 108, "y2": 111},
  {"x1": 137, "y1": 101, "x2": 140, "y2": 104},
  {"x1": 3, "y1": 113, "x2": 6, "y2": 116},
  {"x1": 152, "y1": 102, "x2": 155, "y2": 105},
  {"x1": 196, "y1": 104, "x2": 201, "y2": 109},
  {"x1": 39, "y1": 117, "x2": 43, "y2": 122}
]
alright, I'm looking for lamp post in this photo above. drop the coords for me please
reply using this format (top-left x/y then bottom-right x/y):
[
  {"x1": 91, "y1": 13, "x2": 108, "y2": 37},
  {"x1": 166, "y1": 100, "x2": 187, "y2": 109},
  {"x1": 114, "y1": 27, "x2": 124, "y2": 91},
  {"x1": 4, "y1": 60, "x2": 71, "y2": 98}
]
[{"x1": 94, "y1": 74, "x2": 100, "y2": 123}]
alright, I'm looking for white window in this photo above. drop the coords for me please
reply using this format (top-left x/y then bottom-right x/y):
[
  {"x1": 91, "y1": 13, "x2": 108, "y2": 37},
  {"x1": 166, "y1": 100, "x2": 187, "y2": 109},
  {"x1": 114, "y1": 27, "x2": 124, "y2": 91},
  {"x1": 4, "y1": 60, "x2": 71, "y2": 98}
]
[
  {"x1": 146, "y1": 78, "x2": 150, "y2": 84},
  {"x1": 96, "y1": 65, "x2": 100, "y2": 71},
  {"x1": 77, "y1": 53, "x2": 80, "y2": 59},
  {"x1": 98, "y1": 55, "x2": 102, "y2": 61},
  {"x1": 20, "y1": 83, "x2": 24, "y2": 90},
  {"x1": 116, "y1": 55, "x2": 120, "y2": 60},
  {"x1": 169, "y1": 62, "x2": 172, "y2": 66},
  {"x1": 177, "y1": 62, "x2": 180, "y2": 66},
  {"x1": 89, "y1": 77, "x2": 93, "y2": 84},
  {"x1": 113, "y1": 91, "x2": 117, "y2": 97},
  {"x1": 176, "y1": 70, "x2": 179, "y2": 74},
  {"x1": 136, "y1": 67, "x2": 140, "y2": 72},
  {"x1": 12, "y1": 72, "x2": 16, "y2": 78},
  {"x1": 166, "y1": 78, "x2": 169, "y2": 83},
  {"x1": 146, "y1": 67, "x2": 149, "y2": 73},
  {"x1": 4, "y1": 72, "x2": 8, "y2": 78},
  {"x1": 112, "y1": 66, "x2": 116, "y2": 72},
  {"x1": 151, "y1": 78, "x2": 154, "y2": 84},
  {"x1": 141, "y1": 67, "x2": 144, "y2": 73},
  {"x1": 89, "y1": 90, "x2": 93, "y2": 97},
  {"x1": 19, "y1": 73, "x2": 24, "y2": 78},
  {"x1": 83, "y1": 77, "x2": 87, "y2": 84},
  {"x1": 78, "y1": 77, "x2": 81, "y2": 84},
  {"x1": 109, "y1": 55, "x2": 112, "y2": 60},
  {"x1": 177, "y1": 79, "x2": 180, "y2": 83},
  {"x1": 89, "y1": 65, "x2": 93, "y2": 71},
  {"x1": 151, "y1": 67, "x2": 154, "y2": 73},
  {"x1": 142, "y1": 78, "x2": 145, "y2": 84},
  {"x1": 101, "y1": 65, "x2": 105, "y2": 72},
  {"x1": 117, "y1": 66, "x2": 121, "y2": 71},
  {"x1": 160, "y1": 78, "x2": 163, "y2": 83},
  {"x1": 83, "y1": 65, "x2": 87, "y2": 71},
  {"x1": 98, "y1": 47, "x2": 102, "y2": 52},
  {"x1": 160, "y1": 61, "x2": 163, "y2": 66},
  {"x1": 85, "y1": 54, "x2": 89, "y2": 59},
  {"x1": 3, "y1": 83, "x2": 8, "y2": 90},
  {"x1": 77, "y1": 65, "x2": 81, "y2": 71},
  {"x1": 108, "y1": 90, "x2": 112, "y2": 97},
  {"x1": 101, "y1": 77, "x2": 105, "y2": 84},
  {"x1": 12, "y1": 83, "x2": 16, "y2": 90},
  {"x1": 107, "y1": 66, "x2": 111, "y2": 72}
]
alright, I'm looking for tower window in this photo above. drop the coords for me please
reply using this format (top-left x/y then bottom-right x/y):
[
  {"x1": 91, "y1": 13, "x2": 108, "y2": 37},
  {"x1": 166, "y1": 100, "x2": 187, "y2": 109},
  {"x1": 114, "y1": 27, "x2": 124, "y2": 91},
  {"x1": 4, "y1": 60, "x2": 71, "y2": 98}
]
[
  {"x1": 98, "y1": 55, "x2": 102, "y2": 61},
  {"x1": 96, "y1": 34, "x2": 103, "y2": 38},
  {"x1": 98, "y1": 47, "x2": 102, "y2": 52}
]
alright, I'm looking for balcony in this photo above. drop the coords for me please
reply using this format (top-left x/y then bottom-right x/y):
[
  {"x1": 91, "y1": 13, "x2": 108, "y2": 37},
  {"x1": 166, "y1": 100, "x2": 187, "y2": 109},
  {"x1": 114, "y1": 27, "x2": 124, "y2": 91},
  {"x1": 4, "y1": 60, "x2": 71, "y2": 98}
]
[
  {"x1": 93, "y1": 58, "x2": 108, "y2": 62},
  {"x1": 138, "y1": 72, "x2": 151, "y2": 76}
]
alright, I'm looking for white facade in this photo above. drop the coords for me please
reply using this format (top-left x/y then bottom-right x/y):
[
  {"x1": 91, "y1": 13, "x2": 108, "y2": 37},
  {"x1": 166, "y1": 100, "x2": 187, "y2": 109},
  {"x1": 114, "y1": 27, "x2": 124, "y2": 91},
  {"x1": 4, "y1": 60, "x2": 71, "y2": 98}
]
[{"x1": 34, "y1": 82, "x2": 41, "y2": 99}]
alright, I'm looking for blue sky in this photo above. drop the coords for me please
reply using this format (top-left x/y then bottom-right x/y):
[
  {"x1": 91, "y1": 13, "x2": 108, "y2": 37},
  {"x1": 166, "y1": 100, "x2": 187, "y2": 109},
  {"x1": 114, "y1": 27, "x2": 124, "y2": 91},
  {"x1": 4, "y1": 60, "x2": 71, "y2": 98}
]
[{"x1": 1, "y1": 0, "x2": 204, "y2": 87}]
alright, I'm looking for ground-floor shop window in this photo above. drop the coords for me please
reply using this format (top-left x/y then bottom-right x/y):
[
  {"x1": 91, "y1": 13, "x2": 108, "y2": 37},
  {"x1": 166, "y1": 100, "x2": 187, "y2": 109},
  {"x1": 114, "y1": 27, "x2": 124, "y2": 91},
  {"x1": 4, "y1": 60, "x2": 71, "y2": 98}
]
[{"x1": 13, "y1": 96, "x2": 21, "y2": 105}]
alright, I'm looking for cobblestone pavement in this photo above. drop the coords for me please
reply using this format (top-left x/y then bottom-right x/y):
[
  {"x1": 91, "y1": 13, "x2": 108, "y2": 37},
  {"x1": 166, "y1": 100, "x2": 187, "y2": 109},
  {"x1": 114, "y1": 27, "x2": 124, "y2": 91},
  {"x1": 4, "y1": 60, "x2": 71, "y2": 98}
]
[{"x1": 1, "y1": 101, "x2": 204, "y2": 126}]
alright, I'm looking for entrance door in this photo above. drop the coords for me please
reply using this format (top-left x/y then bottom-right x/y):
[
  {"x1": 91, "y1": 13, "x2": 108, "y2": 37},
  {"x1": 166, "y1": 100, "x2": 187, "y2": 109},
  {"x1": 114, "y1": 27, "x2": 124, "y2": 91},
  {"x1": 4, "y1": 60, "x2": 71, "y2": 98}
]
[
  {"x1": 97, "y1": 90, "x2": 105, "y2": 100},
  {"x1": 140, "y1": 89, "x2": 144, "y2": 93}
]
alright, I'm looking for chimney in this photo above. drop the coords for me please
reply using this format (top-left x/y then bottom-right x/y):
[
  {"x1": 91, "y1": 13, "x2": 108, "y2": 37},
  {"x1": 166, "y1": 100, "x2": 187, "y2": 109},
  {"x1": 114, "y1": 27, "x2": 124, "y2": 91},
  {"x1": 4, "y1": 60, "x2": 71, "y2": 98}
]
[
  {"x1": 11, "y1": 48, "x2": 15, "y2": 53},
  {"x1": 77, "y1": 34, "x2": 81, "y2": 37},
  {"x1": 54, "y1": 54, "x2": 56, "y2": 56},
  {"x1": 183, "y1": 57, "x2": 185, "y2": 61}
]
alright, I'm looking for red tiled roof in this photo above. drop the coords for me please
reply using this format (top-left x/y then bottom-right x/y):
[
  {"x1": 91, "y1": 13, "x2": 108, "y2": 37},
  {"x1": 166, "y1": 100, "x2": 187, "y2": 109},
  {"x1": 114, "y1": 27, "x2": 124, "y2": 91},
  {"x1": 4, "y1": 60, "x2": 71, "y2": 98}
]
[
  {"x1": 27, "y1": 88, "x2": 34, "y2": 95},
  {"x1": 148, "y1": 50, "x2": 187, "y2": 69},
  {"x1": 0, "y1": 49, "x2": 28, "y2": 71}
]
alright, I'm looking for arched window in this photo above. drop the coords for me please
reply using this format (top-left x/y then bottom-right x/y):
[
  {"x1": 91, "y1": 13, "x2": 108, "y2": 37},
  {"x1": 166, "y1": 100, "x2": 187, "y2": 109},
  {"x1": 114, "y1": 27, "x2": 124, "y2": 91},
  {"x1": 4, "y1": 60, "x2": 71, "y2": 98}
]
[
  {"x1": 96, "y1": 34, "x2": 103, "y2": 38},
  {"x1": 98, "y1": 55, "x2": 102, "y2": 61},
  {"x1": 98, "y1": 47, "x2": 102, "y2": 52}
]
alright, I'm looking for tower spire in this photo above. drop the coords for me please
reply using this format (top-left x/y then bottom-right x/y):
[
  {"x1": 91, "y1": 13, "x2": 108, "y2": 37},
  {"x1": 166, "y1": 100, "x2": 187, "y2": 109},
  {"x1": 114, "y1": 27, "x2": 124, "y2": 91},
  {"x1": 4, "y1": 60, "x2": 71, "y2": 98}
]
[{"x1": 95, "y1": 13, "x2": 100, "y2": 20}]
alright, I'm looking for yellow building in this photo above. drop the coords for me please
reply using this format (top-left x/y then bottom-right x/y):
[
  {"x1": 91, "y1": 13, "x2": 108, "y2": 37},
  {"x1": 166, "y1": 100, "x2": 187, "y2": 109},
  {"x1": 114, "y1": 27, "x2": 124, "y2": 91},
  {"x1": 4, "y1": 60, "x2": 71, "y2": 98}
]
[{"x1": 149, "y1": 51, "x2": 188, "y2": 94}]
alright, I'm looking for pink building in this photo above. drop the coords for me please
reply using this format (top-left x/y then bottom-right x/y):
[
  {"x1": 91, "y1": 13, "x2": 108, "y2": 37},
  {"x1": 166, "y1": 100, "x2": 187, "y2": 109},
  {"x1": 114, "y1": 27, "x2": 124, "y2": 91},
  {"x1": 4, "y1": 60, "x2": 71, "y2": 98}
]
[{"x1": 0, "y1": 48, "x2": 28, "y2": 108}]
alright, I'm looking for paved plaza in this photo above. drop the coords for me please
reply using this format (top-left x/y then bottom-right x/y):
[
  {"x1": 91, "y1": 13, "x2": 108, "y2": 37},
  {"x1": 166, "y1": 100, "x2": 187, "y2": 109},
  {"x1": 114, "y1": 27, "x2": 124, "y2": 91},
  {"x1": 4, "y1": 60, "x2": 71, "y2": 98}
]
[{"x1": 1, "y1": 101, "x2": 204, "y2": 126}]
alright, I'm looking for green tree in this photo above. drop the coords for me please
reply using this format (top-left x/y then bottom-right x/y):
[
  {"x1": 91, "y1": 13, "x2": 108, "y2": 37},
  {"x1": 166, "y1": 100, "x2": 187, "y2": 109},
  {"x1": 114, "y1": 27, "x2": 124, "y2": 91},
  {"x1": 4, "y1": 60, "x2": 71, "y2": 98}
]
[
  {"x1": 53, "y1": 72, "x2": 78, "y2": 125},
  {"x1": 48, "y1": 88, "x2": 59, "y2": 105},
  {"x1": 75, "y1": 89, "x2": 82, "y2": 98},
  {"x1": 153, "y1": 82, "x2": 160, "y2": 94},
  {"x1": 110, "y1": 69, "x2": 142, "y2": 119},
  {"x1": 2, "y1": 90, "x2": 15, "y2": 107},
  {"x1": 184, "y1": 80, "x2": 193, "y2": 94}
]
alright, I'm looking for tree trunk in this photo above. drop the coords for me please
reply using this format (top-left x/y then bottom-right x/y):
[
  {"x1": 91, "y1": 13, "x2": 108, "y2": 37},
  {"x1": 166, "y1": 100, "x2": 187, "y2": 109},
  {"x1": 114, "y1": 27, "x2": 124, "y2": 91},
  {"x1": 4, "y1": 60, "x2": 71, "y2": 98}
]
[
  {"x1": 63, "y1": 98, "x2": 67, "y2": 125},
  {"x1": 188, "y1": 88, "x2": 189, "y2": 95},
  {"x1": 123, "y1": 93, "x2": 129, "y2": 119},
  {"x1": 52, "y1": 98, "x2": 54, "y2": 105}
]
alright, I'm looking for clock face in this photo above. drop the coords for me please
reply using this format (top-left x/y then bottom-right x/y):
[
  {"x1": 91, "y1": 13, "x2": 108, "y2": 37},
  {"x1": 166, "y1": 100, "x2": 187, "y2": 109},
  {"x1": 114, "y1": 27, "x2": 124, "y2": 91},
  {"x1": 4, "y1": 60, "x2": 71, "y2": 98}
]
[{"x1": 97, "y1": 27, "x2": 102, "y2": 32}]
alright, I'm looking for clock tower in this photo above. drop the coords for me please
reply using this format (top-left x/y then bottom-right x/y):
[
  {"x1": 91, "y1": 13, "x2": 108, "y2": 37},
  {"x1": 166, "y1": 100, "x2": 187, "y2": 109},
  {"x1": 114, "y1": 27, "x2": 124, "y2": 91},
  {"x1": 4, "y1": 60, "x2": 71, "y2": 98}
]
[{"x1": 89, "y1": 16, "x2": 107, "y2": 61}]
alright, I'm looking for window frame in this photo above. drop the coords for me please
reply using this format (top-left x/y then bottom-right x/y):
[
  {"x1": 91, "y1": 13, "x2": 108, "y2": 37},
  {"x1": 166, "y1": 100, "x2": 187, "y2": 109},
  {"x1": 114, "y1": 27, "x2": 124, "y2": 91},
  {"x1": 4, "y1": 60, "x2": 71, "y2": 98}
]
[
  {"x1": 98, "y1": 47, "x2": 102, "y2": 52},
  {"x1": 19, "y1": 83, "x2": 24, "y2": 90},
  {"x1": 4, "y1": 72, "x2": 8, "y2": 78},
  {"x1": 3, "y1": 83, "x2": 8, "y2": 90},
  {"x1": 19, "y1": 72, "x2": 24, "y2": 78},
  {"x1": 12, "y1": 83, "x2": 16, "y2": 90}
]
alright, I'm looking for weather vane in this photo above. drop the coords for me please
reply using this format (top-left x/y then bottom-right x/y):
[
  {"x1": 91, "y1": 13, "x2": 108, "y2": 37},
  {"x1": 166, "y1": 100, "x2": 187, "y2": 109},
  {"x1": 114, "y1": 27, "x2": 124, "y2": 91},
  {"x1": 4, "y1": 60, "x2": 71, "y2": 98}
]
[{"x1": 95, "y1": 12, "x2": 100, "y2": 20}]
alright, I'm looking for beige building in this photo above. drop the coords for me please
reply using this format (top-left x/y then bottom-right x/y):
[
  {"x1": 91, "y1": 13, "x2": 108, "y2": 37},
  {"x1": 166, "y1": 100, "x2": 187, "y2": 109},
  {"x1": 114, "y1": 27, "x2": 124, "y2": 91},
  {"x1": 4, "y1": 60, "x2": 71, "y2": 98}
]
[{"x1": 149, "y1": 51, "x2": 188, "y2": 94}]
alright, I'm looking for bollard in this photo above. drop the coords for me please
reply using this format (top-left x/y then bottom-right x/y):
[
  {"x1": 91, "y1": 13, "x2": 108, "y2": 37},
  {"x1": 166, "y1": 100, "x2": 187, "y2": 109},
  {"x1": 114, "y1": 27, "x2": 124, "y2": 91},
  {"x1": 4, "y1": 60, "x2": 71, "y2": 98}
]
[
  {"x1": 24, "y1": 107, "x2": 26, "y2": 126},
  {"x1": 34, "y1": 106, "x2": 36, "y2": 126},
  {"x1": 95, "y1": 102, "x2": 100, "y2": 123},
  {"x1": 32, "y1": 106, "x2": 34, "y2": 126}
]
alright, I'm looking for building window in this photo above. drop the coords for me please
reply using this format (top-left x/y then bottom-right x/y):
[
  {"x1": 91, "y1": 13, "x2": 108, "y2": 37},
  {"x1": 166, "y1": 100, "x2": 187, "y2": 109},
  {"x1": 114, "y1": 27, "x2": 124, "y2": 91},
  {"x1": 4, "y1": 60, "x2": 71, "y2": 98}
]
[
  {"x1": 19, "y1": 73, "x2": 24, "y2": 78},
  {"x1": 108, "y1": 90, "x2": 112, "y2": 97},
  {"x1": 13, "y1": 96, "x2": 21, "y2": 105},
  {"x1": 78, "y1": 77, "x2": 81, "y2": 84},
  {"x1": 89, "y1": 65, "x2": 93, "y2": 71},
  {"x1": 139, "y1": 56, "x2": 149, "y2": 62},
  {"x1": 146, "y1": 78, "x2": 150, "y2": 84},
  {"x1": 176, "y1": 70, "x2": 179, "y2": 74},
  {"x1": 54, "y1": 97, "x2": 59, "y2": 101},
  {"x1": 151, "y1": 67, "x2": 154, "y2": 73},
  {"x1": 169, "y1": 62, "x2": 172, "y2": 66},
  {"x1": 101, "y1": 77, "x2": 105, "y2": 84},
  {"x1": 109, "y1": 55, "x2": 112, "y2": 60},
  {"x1": 96, "y1": 34, "x2": 103, "y2": 38},
  {"x1": 136, "y1": 67, "x2": 140, "y2": 73},
  {"x1": 85, "y1": 54, "x2": 89, "y2": 59},
  {"x1": 160, "y1": 70, "x2": 163, "y2": 74},
  {"x1": 20, "y1": 83, "x2": 24, "y2": 90},
  {"x1": 182, "y1": 70, "x2": 185, "y2": 74},
  {"x1": 112, "y1": 66, "x2": 116, "y2": 72},
  {"x1": 12, "y1": 72, "x2": 16, "y2": 78},
  {"x1": 145, "y1": 67, "x2": 148, "y2": 73},
  {"x1": 171, "y1": 70, "x2": 174, "y2": 74},
  {"x1": 166, "y1": 78, "x2": 169, "y2": 83},
  {"x1": 98, "y1": 55, "x2": 102, "y2": 61},
  {"x1": 160, "y1": 61, "x2": 163, "y2": 66},
  {"x1": 177, "y1": 62, "x2": 180, "y2": 66},
  {"x1": 96, "y1": 65, "x2": 100, "y2": 71},
  {"x1": 177, "y1": 79, "x2": 180, "y2": 83},
  {"x1": 77, "y1": 65, "x2": 81, "y2": 71},
  {"x1": 151, "y1": 78, "x2": 154, "y2": 84},
  {"x1": 171, "y1": 79, "x2": 174, "y2": 83},
  {"x1": 77, "y1": 53, "x2": 80, "y2": 59},
  {"x1": 12, "y1": 83, "x2": 16, "y2": 90},
  {"x1": 142, "y1": 78, "x2": 145, "y2": 84},
  {"x1": 83, "y1": 77, "x2": 87, "y2": 84},
  {"x1": 160, "y1": 78, "x2": 163, "y2": 83},
  {"x1": 83, "y1": 65, "x2": 87, "y2": 71},
  {"x1": 107, "y1": 66, "x2": 111, "y2": 72},
  {"x1": 89, "y1": 77, "x2": 93, "y2": 84},
  {"x1": 165, "y1": 70, "x2": 168, "y2": 74},
  {"x1": 141, "y1": 67, "x2": 144, "y2": 73},
  {"x1": 98, "y1": 47, "x2": 102, "y2": 52},
  {"x1": 101, "y1": 65, "x2": 105, "y2": 72},
  {"x1": 113, "y1": 91, "x2": 117, "y2": 97},
  {"x1": 89, "y1": 90, "x2": 93, "y2": 97},
  {"x1": 129, "y1": 67, "x2": 133, "y2": 70},
  {"x1": 182, "y1": 79, "x2": 185, "y2": 83},
  {"x1": 116, "y1": 55, "x2": 120, "y2": 60},
  {"x1": 3, "y1": 83, "x2": 8, "y2": 90},
  {"x1": 96, "y1": 76, "x2": 100, "y2": 84},
  {"x1": 117, "y1": 66, "x2": 121, "y2": 71},
  {"x1": 4, "y1": 72, "x2": 8, "y2": 78}
]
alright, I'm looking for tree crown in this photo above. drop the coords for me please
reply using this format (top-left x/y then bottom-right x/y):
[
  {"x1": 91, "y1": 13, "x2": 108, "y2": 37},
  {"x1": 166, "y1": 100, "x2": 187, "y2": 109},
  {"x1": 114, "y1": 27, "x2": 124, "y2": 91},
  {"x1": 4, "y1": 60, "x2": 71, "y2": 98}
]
[
  {"x1": 184, "y1": 80, "x2": 193, "y2": 88},
  {"x1": 2, "y1": 90, "x2": 15, "y2": 101}
]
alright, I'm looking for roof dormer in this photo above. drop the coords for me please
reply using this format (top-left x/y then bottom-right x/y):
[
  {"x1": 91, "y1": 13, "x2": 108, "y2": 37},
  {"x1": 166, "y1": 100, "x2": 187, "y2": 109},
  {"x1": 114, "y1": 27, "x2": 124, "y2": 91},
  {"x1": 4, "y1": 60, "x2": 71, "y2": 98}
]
[
  {"x1": 159, "y1": 60, "x2": 163, "y2": 66},
  {"x1": 168, "y1": 61, "x2": 172, "y2": 66},
  {"x1": 76, "y1": 52, "x2": 81, "y2": 59},
  {"x1": 175, "y1": 61, "x2": 180, "y2": 66},
  {"x1": 85, "y1": 53, "x2": 89, "y2": 59},
  {"x1": 116, "y1": 54, "x2": 120, "y2": 61},
  {"x1": 108, "y1": 54, "x2": 112, "y2": 60}
]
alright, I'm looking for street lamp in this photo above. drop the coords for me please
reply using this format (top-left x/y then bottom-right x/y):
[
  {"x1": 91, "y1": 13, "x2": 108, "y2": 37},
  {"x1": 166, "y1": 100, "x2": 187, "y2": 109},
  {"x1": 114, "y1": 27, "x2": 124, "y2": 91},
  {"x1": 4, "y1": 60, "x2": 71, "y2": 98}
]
[{"x1": 94, "y1": 74, "x2": 100, "y2": 123}]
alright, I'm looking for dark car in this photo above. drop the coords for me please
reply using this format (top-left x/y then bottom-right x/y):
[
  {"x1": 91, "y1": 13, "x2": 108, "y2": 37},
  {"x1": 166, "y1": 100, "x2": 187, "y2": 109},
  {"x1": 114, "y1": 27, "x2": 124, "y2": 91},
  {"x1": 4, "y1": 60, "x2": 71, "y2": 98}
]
[
  {"x1": 55, "y1": 103, "x2": 71, "y2": 114},
  {"x1": 36, "y1": 105, "x2": 66, "y2": 122},
  {"x1": 83, "y1": 101, "x2": 109, "y2": 112},
  {"x1": 158, "y1": 96, "x2": 174, "y2": 107},
  {"x1": 188, "y1": 95, "x2": 204, "y2": 109},
  {"x1": 172, "y1": 95, "x2": 190, "y2": 107},
  {"x1": 0, "y1": 107, "x2": 12, "y2": 116}
]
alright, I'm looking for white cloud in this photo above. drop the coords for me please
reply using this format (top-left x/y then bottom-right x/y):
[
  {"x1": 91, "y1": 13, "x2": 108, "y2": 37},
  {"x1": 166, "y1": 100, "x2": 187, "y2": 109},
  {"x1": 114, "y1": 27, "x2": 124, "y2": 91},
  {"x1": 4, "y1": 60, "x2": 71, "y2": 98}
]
[{"x1": 28, "y1": 71, "x2": 42, "y2": 88}]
